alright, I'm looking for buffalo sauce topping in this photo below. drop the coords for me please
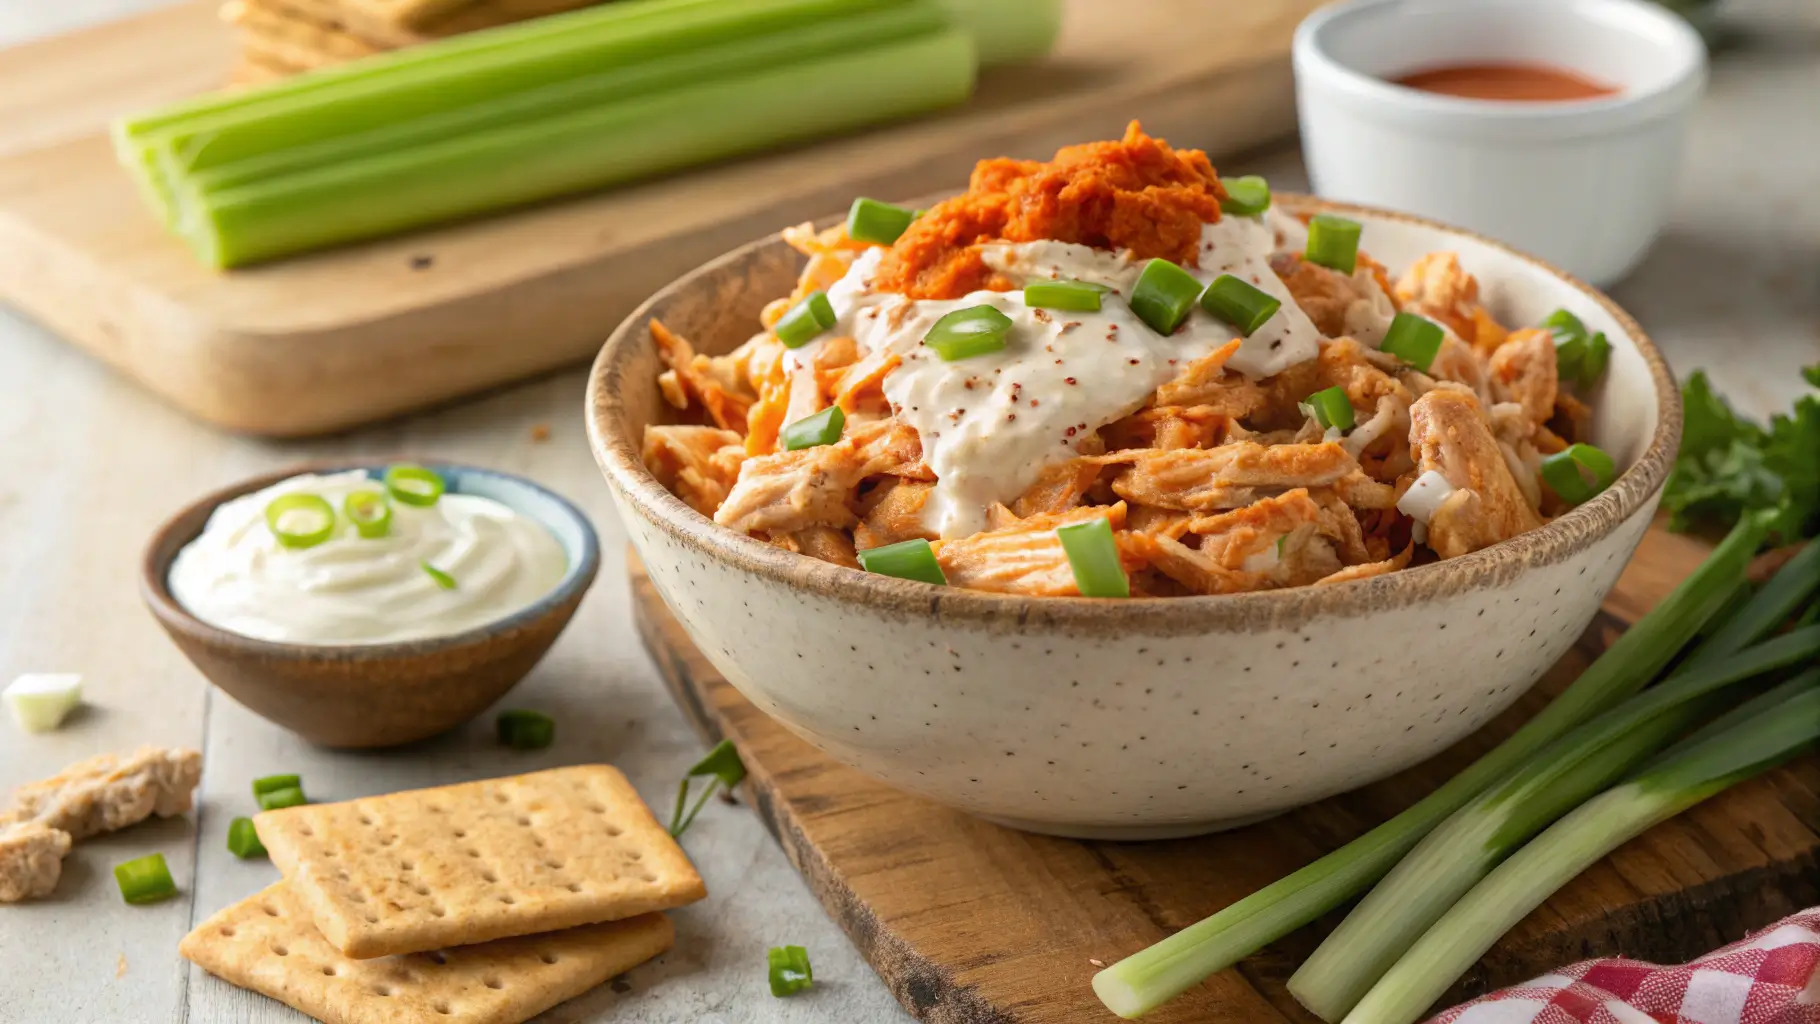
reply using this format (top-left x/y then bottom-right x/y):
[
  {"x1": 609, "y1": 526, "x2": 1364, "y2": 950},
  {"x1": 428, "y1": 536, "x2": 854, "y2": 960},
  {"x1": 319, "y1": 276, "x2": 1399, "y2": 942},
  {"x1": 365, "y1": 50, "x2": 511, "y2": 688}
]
[{"x1": 1393, "y1": 62, "x2": 1620, "y2": 102}]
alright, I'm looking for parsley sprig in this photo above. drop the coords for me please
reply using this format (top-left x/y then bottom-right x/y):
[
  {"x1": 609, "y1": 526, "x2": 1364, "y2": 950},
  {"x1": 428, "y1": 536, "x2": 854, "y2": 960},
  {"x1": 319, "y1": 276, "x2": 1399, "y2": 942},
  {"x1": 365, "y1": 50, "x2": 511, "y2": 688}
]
[{"x1": 1664, "y1": 365, "x2": 1819, "y2": 544}]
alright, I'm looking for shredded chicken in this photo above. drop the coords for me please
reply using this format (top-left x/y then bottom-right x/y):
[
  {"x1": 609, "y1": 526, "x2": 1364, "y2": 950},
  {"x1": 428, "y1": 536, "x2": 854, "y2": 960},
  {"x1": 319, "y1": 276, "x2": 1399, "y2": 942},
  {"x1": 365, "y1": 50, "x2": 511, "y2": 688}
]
[
  {"x1": 7, "y1": 747, "x2": 202, "y2": 841},
  {"x1": 1409, "y1": 391, "x2": 1545, "y2": 559},
  {"x1": 0, "y1": 820, "x2": 71, "y2": 903},
  {"x1": 641, "y1": 126, "x2": 1596, "y2": 596}
]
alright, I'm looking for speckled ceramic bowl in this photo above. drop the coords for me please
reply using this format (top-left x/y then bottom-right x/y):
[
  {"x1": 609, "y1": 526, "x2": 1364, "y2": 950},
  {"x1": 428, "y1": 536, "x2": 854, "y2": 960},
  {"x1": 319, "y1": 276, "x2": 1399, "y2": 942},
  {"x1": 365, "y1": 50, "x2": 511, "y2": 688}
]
[
  {"x1": 586, "y1": 197, "x2": 1680, "y2": 839},
  {"x1": 142, "y1": 462, "x2": 600, "y2": 749}
]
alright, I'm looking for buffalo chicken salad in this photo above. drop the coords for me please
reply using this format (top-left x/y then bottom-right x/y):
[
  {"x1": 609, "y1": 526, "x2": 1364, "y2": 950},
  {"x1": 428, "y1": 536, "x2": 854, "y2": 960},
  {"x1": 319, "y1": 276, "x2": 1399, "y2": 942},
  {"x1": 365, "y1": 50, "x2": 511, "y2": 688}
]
[{"x1": 642, "y1": 123, "x2": 1614, "y2": 597}]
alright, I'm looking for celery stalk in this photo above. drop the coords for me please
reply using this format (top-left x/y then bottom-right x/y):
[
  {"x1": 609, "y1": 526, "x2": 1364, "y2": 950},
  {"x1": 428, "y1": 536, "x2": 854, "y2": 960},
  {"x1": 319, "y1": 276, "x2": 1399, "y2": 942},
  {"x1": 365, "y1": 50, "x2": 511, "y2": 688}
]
[
  {"x1": 190, "y1": 3, "x2": 947, "y2": 193},
  {"x1": 1342, "y1": 673, "x2": 1820, "y2": 1024},
  {"x1": 1288, "y1": 625, "x2": 1820, "y2": 1022},
  {"x1": 932, "y1": 0, "x2": 1062, "y2": 65},
  {"x1": 1091, "y1": 514, "x2": 1769, "y2": 1019},
  {"x1": 180, "y1": 31, "x2": 975, "y2": 266}
]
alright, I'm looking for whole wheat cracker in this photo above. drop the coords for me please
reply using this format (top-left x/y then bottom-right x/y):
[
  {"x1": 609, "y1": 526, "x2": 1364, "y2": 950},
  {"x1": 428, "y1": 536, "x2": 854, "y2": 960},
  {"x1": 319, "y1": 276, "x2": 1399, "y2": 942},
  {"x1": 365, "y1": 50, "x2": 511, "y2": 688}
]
[
  {"x1": 255, "y1": 765, "x2": 706, "y2": 959},
  {"x1": 225, "y1": 0, "x2": 384, "y2": 70},
  {"x1": 181, "y1": 881, "x2": 673, "y2": 1024},
  {"x1": 240, "y1": 0, "x2": 605, "y2": 50}
]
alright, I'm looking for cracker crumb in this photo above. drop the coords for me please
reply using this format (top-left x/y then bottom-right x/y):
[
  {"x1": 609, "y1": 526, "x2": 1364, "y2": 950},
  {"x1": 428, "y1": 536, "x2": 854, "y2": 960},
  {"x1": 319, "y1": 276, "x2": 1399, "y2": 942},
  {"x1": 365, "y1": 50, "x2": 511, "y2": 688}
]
[
  {"x1": 1089, "y1": 958, "x2": 1105, "y2": 968},
  {"x1": 116, "y1": 954, "x2": 128, "y2": 978},
  {"x1": 530, "y1": 423, "x2": 551, "y2": 442}
]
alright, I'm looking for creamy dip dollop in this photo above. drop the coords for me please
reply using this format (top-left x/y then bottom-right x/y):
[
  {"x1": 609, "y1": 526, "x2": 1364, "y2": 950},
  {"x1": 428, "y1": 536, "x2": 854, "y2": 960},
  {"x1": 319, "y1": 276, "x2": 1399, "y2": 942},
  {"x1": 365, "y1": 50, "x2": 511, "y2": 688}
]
[
  {"x1": 169, "y1": 471, "x2": 568, "y2": 645},
  {"x1": 790, "y1": 215, "x2": 1324, "y2": 538}
]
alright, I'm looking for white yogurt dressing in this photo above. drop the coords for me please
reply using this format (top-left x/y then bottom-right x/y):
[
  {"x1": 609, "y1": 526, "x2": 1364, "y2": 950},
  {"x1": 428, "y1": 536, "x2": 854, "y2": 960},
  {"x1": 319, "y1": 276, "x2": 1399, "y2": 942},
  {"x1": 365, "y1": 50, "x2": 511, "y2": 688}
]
[
  {"x1": 169, "y1": 471, "x2": 568, "y2": 645},
  {"x1": 792, "y1": 215, "x2": 1322, "y2": 538}
]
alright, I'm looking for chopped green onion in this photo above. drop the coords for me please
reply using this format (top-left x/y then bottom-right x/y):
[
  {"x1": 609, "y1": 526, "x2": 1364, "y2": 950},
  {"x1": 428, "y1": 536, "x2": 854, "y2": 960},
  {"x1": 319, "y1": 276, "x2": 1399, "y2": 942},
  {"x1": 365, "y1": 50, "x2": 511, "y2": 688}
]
[
  {"x1": 768, "y1": 945, "x2": 814, "y2": 996},
  {"x1": 1056, "y1": 517, "x2": 1129, "y2": 598},
  {"x1": 924, "y1": 304, "x2": 1014, "y2": 360},
  {"x1": 669, "y1": 738, "x2": 747, "y2": 838},
  {"x1": 227, "y1": 817, "x2": 266, "y2": 859},
  {"x1": 114, "y1": 853, "x2": 177, "y2": 905},
  {"x1": 1541, "y1": 443, "x2": 1617, "y2": 505},
  {"x1": 1289, "y1": 625, "x2": 1820, "y2": 1021},
  {"x1": 1580, "y1": 331, "x2": 1610, "y2": 383},
  {"x1": 1545, "y1": 309, "x2": 1610, "y2": 388},
  {"x1": 775, "y1": 291, "x2": 837, "y2": 349},
  {"x1": 781, "y1": 405, "x2": 845, "y2": 451},
  {"x1": 856, "y1": 538, "x2": 947, "y2": 585},
  {"x1": 264, "y1": 493, "x2": 336, "y2": 549},
  {"x1": 1344, "y1": 676, "x2": 1820, "y2": 1024},
  {"x1": 421, "y1": 561, "x2": 459, "y2": 589},
  {"x1": 497, "y1": 709, "x2": 555, "y2": 750},
  {"x1": 1542, "y1": 308, "x2": 1588, "y2": 345},
  {"x1": 1379, "y1": 312, "x2": 1445, "y2": 372},
  {"x1": 846, "y1": 196, "x2": 916, "y2": 245},
  {"x1": 1024, "y1": 279, "x2": 1110, "y2": 312},
  {"x1": 1198, "y1": 274, "x2": 1281, "y2": 337},
  {"x1": 1129, "y1": 259, "x2": 1204, "y2": 335},
  {"x1": 1303, "y1": 386, "x2": 1355, "y2": 433},
  {"x1": 1091, "y1": 514, "x2": 1767, "y2": 1020},
  {"x1": 258, "y1": 786, "x2": 309, "y2": 812},
  {"x1": 251, "y1": 774, "x2": 301, "y2": 798},
  {"x1": 343, "y1": 489, "x2": 392, "y2": 539},
  {"x1": 1305, "y1": 214, "x2": 1362, "y2": 274},
  {"x1": 384, "y1": 464, "x2": 446, "y2": 507},
  {"x1": 1218, "y1": 175, "x2": 1270, "y2": 216}
]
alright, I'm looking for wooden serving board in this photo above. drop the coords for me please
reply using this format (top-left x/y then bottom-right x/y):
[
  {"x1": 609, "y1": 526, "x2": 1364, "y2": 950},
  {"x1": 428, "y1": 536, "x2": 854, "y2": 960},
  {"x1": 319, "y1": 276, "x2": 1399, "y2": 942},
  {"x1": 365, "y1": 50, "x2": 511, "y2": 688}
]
[
  {"x1": 0, "y1": 0, "x2": 1320, "y2": 438},
  {"x1": 631, "y1": 528, "x2": 1820, "y2": 1024}
]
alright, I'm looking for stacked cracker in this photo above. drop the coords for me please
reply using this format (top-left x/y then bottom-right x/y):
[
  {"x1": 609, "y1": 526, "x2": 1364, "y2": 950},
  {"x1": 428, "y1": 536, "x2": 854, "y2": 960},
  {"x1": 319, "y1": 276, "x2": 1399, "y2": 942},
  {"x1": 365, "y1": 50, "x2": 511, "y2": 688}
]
[
  {"x1": 220, "y1": 0, "x2": 607, "y2": 84},
  {"x1": 183, "y1": 766, "x2": 704, "y2": 1024}
]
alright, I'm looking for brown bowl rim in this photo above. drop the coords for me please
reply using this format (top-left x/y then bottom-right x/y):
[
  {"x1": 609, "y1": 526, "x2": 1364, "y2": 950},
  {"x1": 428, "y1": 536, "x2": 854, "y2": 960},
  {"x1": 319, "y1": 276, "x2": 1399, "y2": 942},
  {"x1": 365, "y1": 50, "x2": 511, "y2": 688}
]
[
  {"x1": 585, "y1": 195, "x2": 1681, "y2": 636},
  {"x1": 140, "y1": 460, "x2": 602, "y2": 660}
]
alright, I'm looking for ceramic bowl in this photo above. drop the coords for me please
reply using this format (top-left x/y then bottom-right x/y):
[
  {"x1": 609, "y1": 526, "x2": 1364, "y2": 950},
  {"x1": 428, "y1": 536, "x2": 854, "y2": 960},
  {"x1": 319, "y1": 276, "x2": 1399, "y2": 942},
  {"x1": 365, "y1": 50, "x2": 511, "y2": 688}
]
[
  {"x1": 141, "y1": 462, "x2": 600, "y2": 749},
  {"x1": 586, "y1": 197, "x2": 1680, "y2": 839},
  {"x1": 1295, "y1": 0, "x2": 1706, "y2": 288}
]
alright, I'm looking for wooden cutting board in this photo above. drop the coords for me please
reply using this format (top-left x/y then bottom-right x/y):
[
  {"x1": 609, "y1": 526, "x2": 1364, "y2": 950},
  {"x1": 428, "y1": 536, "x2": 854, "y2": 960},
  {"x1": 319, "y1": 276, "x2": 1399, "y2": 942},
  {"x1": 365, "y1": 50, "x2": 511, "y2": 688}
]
[
  {"x1": 631, "y1": 527, "x2": 1820, "y2": 1024},
  {"x1": 0, "y1": 0, "x2": 1319, "y2": 438}
]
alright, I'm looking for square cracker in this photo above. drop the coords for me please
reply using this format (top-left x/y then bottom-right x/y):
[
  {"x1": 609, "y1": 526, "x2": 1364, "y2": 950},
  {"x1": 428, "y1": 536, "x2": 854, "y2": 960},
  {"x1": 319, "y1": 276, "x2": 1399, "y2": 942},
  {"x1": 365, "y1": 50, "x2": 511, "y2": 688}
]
[
  {"x1": 181, "y1": 882, "x2": 673, "y2": 1024},
  {"x1": 255, "y1": 765, "x2": 706, "y2": 959}
]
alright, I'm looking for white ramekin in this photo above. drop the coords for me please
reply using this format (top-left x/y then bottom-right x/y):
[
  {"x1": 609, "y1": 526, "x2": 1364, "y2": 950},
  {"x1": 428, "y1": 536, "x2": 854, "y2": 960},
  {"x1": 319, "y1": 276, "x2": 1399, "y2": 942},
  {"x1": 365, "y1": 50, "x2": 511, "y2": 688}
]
[{"x1": 1294, "y1": 0, "x2": 1706, "y2": 287}]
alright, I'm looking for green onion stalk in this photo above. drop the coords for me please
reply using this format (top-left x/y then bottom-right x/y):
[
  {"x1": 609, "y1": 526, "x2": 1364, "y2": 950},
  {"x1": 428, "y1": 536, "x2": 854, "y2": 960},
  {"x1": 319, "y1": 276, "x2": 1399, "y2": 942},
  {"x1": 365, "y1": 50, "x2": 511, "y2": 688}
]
[
  {"x1": 1090, "y1": 514, "x2": 1769, "y2": 1019},
  {"x1": 1342, "y1": 673, "x2": 1820, "y2": 1024},
  {"x1": 1287, "y1": 623, "x2": 1820, "y2": 1022}
]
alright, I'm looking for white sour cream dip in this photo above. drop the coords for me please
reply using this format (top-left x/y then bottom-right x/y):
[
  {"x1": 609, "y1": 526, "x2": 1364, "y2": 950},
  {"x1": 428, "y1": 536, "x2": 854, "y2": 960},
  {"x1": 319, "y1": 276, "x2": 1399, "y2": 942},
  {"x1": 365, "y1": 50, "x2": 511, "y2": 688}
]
[
  {"x1": 792, "y1": 215, "x2": 1323, "y2": 538},
  {"x1": 169, "y1": 471, "x2": 568, "y2": 645}
]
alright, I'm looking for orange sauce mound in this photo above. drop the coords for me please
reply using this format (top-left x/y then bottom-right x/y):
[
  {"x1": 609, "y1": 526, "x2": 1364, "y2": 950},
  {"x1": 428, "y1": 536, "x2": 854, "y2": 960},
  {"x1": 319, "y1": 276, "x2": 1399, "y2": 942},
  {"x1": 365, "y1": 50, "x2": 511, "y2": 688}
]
[{"x1": 873, "y1": 121, "x2": 1227, "y2": 300}]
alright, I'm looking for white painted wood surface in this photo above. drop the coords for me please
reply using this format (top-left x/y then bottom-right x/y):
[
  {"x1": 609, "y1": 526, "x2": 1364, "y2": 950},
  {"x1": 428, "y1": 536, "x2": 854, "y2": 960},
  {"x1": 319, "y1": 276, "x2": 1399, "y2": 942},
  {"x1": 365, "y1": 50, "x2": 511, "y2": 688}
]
[{"x1": 0, "y1": 1, "x2": 1814, "y2": 1022}]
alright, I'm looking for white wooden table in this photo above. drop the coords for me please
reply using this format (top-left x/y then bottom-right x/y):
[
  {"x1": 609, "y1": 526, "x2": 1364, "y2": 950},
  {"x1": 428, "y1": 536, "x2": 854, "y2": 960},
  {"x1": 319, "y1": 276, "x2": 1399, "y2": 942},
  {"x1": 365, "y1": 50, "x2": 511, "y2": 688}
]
[{"x1": 0, "y1": 1, "x2": 1814, "y2": 1022}]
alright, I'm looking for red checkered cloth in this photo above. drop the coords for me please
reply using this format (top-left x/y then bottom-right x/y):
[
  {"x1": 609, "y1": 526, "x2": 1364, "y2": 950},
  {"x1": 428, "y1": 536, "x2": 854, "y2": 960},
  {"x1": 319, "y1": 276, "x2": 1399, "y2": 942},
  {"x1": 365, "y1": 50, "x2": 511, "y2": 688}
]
[{"x1": 1427, "y1": 907, "x2": 1820, "y2": 1024}]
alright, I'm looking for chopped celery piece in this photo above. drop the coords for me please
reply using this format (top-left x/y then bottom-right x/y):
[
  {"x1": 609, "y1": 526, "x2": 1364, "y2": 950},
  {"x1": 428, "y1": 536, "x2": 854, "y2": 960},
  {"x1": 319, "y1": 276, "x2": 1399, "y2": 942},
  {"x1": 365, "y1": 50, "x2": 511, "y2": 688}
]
[{"x1": 3, "y1": 674, "x2": 82, "y2": 733}]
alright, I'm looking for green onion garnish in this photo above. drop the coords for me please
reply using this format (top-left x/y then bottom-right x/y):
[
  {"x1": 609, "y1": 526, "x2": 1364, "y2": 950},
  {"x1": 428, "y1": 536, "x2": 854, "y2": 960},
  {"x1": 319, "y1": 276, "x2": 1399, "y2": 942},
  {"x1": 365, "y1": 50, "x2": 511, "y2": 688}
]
[
  {"x1": 251, "y1": 774, "x2": 300, "y2": 798},
  {"x1": 1218, "y1": 175, "x2": 1271, "y2": 216},
  {"x1": 1304, "y1": 386, "x2": 1356, "y2": 432},
  {"x1": 114, "y1": 853, "x2": 177, "y2": 905},
  {"x1": 774, "y1": 291, "x2": 836, "y2": 349},
  {"x1": 1056, "y1": 517, "x2": 1128, "y2": 598},
  {"x1": 845, "y1": 197, "x2": 916, "y2": 245},
  {"x1": 1305, "y1": 214, "x2": 1362, "y2": 274},
  {"x1": 767, "y1": 945, "x2": 814, "y2": 997},
  {"x1": 1129, "y1": 259, "x2": 1204, "y2": 335},
  {"x1": 383, "y1": 464, "x2": 445, "y2": 507},
  {"x1": 342, "y1": 489, "x2": 392, "y2": 539},
  {"x1": 1580, "y1": 331, "x2": 1611, "y2": 383},
  {"x1": 1198, "y1": 273, "x2": 1282, "y2": 337},
  {"x1": 1023, "y1": 279, "x2": 1110, "y2": 312},
  {"x1": 669, "y1": 738, "x2": 746, "y2": 838},
  {"x1": 258, "y1": 786, "x2": 308, "y2": 812},
  {"x1": 1542, "y1": 308, "x2": 1588, "y2": 345},
  {"x1": 497, "y1": 709, "x2": 555, "y2": 749},
  {"x1": 1541, "y1": 443, "x2": 1617, "y2": 505},
  {"x1": 781, "y1": 405, "x2": 845, "y2": 451},
  {"x1": 855, "y1": 538, "x2": 947, "y2": 585},
  {"x1": 1545, "y1": 309, "x2": 1610, "y2": 387},
  {"x1": 421, "y1": 561, "x2": 458, "y2": 589},
  {"x1": 924, "y1": 304, "x2": 1014, "y2": 361},
  {"x1": 1090, "y1": 513, "x2": 1769, "y2": 1020},
  {"x1": 227, "y1": 816, "x2": 266, "y2": 859},
  {"x1": 263, "y1": 493, "x2": 336, "y2": 550},
  {"x1": 1380, "y1": 312, "x2": 1445, "y2": 372}
]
